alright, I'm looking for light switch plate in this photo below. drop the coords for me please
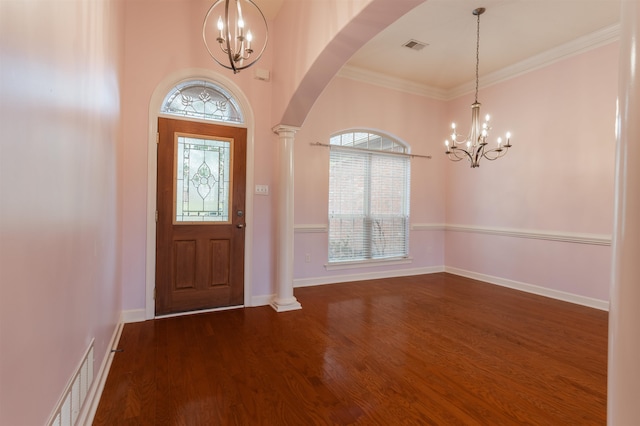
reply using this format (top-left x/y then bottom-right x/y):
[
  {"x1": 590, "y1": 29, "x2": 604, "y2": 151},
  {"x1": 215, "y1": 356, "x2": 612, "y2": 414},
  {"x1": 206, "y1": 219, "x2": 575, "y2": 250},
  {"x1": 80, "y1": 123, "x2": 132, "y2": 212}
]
[{"x1": 255, "y1": 184, "x2": 269, "y2": 195}]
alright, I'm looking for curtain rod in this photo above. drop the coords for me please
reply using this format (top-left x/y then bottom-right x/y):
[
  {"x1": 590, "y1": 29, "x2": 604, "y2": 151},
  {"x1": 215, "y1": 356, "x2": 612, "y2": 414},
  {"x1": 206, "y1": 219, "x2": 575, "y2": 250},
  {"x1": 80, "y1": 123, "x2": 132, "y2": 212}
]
[{"x1": 310, "y1": 142, "x2": 431, "y2": 159}]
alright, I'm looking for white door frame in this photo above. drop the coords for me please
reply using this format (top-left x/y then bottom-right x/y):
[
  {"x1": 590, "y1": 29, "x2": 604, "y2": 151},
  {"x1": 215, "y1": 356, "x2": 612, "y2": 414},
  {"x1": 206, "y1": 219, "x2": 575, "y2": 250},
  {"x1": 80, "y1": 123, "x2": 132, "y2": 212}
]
[{"x1": 145, "y1": 68, "x2": 255, "y2": 320}]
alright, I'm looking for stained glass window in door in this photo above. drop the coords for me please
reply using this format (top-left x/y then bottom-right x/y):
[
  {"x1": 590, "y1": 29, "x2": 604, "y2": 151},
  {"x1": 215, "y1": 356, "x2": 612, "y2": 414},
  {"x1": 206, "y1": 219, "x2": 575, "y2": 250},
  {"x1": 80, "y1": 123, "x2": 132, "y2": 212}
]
[{"x1": 175, "y1": 135, "x2": 232, "y2": 223}]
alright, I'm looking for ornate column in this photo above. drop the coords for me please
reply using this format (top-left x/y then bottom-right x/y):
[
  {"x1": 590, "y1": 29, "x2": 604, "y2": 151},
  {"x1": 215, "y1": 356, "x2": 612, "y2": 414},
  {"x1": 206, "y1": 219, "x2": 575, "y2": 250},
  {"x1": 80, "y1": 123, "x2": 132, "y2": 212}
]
[
  {"x1": 270, "y1": 125, "x2": 302, "y2": 312},
  {"x1": 608, "y1": 4, "x2": 640, "y2": 424}
]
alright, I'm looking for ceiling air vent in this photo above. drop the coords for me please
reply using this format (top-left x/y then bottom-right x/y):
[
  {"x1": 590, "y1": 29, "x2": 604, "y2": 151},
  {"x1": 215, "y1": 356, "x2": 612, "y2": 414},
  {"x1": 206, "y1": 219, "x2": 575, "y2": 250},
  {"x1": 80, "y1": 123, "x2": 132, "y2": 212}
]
[{"x1": 402, "y1": 39, "x2": 428, "y2": 51}]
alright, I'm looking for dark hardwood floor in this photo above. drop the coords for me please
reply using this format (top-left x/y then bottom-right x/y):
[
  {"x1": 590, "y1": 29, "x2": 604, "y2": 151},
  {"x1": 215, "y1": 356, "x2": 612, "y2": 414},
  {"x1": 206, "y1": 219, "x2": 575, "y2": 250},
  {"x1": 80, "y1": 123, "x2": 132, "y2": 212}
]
[{"x1": 93, "y1": 273, "x2": 608, "y2": 425}]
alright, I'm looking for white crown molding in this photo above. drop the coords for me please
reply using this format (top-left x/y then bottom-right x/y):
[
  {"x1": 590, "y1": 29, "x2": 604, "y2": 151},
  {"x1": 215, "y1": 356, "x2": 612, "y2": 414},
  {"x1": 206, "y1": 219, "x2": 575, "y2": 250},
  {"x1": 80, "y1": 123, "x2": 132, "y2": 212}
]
[
  {"x1": 337, "y1": 65, "x2": 450, "y2": 100},
  {"x1": 448, "y1": 23, "x2": 621, "y2": 99},
  {"x1": 445, "y1": 267, "x2": 609, "y2": 311},
  {"x1": 446, "y1": 224, "x2": 612, "y2": 246},
  {"x1": 339, "y1": 24, "x2": 621, "y2": 101}
]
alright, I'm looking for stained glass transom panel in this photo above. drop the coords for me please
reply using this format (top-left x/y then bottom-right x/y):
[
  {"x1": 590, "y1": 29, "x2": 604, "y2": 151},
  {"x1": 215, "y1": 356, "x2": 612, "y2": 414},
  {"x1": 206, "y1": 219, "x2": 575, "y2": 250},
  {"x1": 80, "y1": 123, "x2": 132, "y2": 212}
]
[
  {"x1": 161, "y1": 80, "x2": 243, "y2": 123},
  {"x1": 175, "y1": 135, "x2": 232, "y2": 223}
]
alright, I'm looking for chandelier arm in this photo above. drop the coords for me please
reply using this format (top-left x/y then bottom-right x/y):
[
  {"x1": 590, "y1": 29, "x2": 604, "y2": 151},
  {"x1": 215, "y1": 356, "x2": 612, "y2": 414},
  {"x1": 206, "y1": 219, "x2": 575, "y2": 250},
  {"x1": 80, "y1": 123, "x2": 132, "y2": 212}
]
[
  {"x1": 448, "y1": 146, "x2": 468, "y2": 159},
  {"x1": 481, "y1": 146, "x2": 509, "y2": 161},
  {"x1": 450, "y1": 147, "x2": 475, "y2": 164},
  {"x1": 217, "y1": 43, "x2": 230, "y2": 55},
  {"x1": 450, "y1": 134, "x2": 468, "y2": 144},
  {"x1": 446, "y1": 153, "x2": 466, "y2": 162}
]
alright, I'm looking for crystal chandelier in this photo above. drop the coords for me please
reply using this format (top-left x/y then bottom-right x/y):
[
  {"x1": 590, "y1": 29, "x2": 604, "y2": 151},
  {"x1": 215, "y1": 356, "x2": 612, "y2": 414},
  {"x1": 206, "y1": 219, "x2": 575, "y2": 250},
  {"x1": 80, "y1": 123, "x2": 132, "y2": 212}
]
[
  {"x1": 203, "y1": 0, "x2": 268, "y2": 74},
  {"x1": 445, "y1": 7, "x2": 512, "y2": 168}
]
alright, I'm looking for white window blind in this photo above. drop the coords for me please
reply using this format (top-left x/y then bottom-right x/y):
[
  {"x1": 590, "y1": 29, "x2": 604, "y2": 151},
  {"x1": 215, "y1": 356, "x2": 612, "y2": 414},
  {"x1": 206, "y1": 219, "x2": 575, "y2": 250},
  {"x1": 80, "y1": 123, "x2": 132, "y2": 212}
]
[{"x1": 328, "y1": 133, "x2": 410, "y2": 263}]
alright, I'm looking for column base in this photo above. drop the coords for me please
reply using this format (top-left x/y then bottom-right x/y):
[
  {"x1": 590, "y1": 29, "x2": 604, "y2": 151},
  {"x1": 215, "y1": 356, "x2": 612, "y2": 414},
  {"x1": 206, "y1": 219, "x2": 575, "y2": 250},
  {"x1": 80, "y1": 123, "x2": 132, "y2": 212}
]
[{"x1": 270, "y1": 297, "x2": 302, "y2": 312}]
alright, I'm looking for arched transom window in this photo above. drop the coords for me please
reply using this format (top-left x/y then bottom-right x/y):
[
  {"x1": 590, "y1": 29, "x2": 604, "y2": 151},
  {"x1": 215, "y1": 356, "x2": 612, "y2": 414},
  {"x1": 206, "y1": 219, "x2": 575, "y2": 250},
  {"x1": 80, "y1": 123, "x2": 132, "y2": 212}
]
[
  {"x1": 328, "y1": 130, "x2": 411, "y2": 264},
  {"x1": 161, "y1": 79, "x2": 244, "y2": 124}
]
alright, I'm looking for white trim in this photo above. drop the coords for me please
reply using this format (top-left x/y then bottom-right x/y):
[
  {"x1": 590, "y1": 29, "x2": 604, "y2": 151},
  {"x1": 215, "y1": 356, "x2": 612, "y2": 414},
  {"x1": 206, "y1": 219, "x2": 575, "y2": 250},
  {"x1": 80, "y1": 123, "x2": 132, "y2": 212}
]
[
  {"x1": 292, "y1": 223, "x2": 446, "y2": 233},
  {"x1": 270, "y1": 299, "x2": 303, "y2": 312},
  {"x1": 338, "y1": 65, "x2": 449, "y2": 100},
  {"x1": 294, "y1": 224, "x2": 328, "y2": 233},
  {"x1": 154, "y1": 304, "x2": 243, "y2": 319},
  {"x1": 446, "y1": 224, "x2": 612, "y2": 246},
  {"x1": 294, "y1": 266, "x2": 445, "y2": 288},
  {"x1": 445, "y1": 267, "x2": 609, "y2": 311},
  {"x1": 121, "y1": 309, "x2": 146, "y2": 324},
  {"x1": 325, "y1": 257, "x2": 413, "y2": 271},
  {"x1": 339, "y1": 24, "x2": 620, "y2": 101},
  {"x1": 411, "y1": 223, "x2": 446, "y2": 231},
  {"x1": 293, "y1": 221, "x2": 611, "y2": 245},
  {"x1": 146, "y1": 68, "x2": 257, "y2": 320},
  {"x1": 79, "y1": 321, "x2": 124, "y2": 426},
  {"x1": 392, "y1": 222, "x2": 610, "y2": 245},
  {"x1": 47, "y1": 339, "x2": 96, "y2": 426},
  {"x1": 251, "y1": 294, "x2": 275, "y2": 306}
]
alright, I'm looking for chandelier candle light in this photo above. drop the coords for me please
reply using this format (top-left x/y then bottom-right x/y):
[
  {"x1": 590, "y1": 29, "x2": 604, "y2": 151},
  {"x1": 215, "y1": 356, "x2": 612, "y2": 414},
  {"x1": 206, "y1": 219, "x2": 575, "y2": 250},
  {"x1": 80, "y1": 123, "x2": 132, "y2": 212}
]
[
  {"x1": 445, "y1": 7, "x2": 512, "y2": 168},
  {"x1": 203, "y1": 0, "x2": 268, "y2": 73}
]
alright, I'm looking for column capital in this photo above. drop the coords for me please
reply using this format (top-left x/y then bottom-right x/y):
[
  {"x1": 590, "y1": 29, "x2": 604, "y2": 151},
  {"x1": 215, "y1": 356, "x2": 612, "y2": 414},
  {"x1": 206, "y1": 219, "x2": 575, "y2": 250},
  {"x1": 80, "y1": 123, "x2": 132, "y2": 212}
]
[{"x1": 272, "y1": 124, "x2": 301, "y2": 136}]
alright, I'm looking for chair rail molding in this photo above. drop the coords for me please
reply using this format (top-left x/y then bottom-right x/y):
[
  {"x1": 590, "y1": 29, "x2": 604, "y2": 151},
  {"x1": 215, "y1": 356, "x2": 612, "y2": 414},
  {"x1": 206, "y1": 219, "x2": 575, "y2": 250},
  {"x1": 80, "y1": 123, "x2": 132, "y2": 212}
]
[{"x1": 445, "y1": 224, "x2": 612, "y2": 246}]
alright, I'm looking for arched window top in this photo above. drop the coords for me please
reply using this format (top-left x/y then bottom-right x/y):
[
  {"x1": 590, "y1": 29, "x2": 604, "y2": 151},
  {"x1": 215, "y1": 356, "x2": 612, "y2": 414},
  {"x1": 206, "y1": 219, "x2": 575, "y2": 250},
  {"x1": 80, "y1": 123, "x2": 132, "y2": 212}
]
[
  {"x1": 330, "y1": 130, "x2": 407, "y2": 153},
  {"x1": 161, "y1": 79, "x2": 244, "y2": 124}
]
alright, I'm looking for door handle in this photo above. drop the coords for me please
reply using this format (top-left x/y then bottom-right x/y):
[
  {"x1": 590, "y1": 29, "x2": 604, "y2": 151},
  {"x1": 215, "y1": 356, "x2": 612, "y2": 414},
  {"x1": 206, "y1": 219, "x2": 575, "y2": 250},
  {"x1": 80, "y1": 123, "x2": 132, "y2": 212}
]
[{"x1": 237, "y1": 223, "x2": 245, "y2": 229}]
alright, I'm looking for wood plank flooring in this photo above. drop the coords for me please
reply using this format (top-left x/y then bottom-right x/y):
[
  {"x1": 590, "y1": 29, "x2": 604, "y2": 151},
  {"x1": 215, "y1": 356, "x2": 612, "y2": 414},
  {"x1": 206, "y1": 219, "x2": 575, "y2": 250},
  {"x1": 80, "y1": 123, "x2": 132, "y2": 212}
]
[{"x1": 93, "y1": 273, "x2": 608, "y2": 425}]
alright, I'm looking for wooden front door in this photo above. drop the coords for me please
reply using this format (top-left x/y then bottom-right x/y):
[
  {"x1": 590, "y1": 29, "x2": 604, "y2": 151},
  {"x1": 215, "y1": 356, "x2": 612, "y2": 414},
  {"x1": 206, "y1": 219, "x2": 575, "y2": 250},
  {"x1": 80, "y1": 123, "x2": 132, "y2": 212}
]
[{"x1": 156, "y1": 117, "x2": 246, "y2": 315}]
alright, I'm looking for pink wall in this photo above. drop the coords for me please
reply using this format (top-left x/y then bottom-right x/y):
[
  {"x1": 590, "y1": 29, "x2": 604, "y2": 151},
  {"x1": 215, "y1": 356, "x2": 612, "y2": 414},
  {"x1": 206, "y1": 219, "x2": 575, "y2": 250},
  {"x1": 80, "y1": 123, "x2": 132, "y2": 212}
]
[
  {"x1": 292, "y1": 42, "x2": 617, "y2": 303},
  {"x1": 0, "y1": 1, "x2": 124, "y2": 424},
  {"x1": 293, "y1": 76, "x2": 447, "y2": 279},
  {"x1": 444, "y1": 42, "x2": 618, "y2": 301}
]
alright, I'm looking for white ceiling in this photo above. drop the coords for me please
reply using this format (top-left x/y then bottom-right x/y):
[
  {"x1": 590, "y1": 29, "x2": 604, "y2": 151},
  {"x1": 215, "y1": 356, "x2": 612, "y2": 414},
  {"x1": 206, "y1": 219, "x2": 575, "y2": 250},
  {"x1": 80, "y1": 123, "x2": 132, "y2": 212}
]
[
  {"x1": 345, "y1": 0, "x2": 621, "y2": 92},
  {"x1": 259, "y1": 0, "x2": 621, "y2": 92}
]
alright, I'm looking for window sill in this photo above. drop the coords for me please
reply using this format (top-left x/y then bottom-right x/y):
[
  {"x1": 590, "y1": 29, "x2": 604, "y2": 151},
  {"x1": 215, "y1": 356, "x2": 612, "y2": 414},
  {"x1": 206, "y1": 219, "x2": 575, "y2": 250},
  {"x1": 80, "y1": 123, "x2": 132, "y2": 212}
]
[{"x1": 324, "y1": 257, "x2": 413, "y2": 271}]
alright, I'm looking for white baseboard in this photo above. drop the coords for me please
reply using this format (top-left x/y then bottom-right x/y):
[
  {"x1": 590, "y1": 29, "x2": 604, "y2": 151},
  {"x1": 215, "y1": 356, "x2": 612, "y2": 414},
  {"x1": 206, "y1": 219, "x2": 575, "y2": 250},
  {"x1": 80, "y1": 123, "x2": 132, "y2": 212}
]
[
  {"x1": 293, "y1": 266, "x2": 445, "y2": 288},
  {"x1": 445, "y1": 266, "x2": 609, "y2": 311},
  {"x1": 77, "y1": 320, "x2": 124, "y2": 426},
  {"x1": 121, "y1": 309, "x2": 146, "y2": 323},
  {"x1": 251, "y1": 294, "x2": 274, "y2": 307}
]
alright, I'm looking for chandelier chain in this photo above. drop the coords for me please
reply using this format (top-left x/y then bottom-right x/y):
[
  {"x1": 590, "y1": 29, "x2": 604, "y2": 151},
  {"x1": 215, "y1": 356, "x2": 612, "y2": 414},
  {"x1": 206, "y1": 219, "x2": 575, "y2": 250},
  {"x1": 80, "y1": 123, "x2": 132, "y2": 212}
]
[{"x1": 475, "y1": 10, "x2": 481, "y2": 103}]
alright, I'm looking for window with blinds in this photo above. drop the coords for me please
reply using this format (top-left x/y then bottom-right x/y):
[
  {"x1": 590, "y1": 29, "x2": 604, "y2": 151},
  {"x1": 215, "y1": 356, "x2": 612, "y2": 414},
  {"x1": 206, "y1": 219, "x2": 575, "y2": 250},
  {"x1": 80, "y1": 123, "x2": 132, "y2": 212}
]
[{"x1": 328, "y1": 131, "x2": 411, "y2": 263}]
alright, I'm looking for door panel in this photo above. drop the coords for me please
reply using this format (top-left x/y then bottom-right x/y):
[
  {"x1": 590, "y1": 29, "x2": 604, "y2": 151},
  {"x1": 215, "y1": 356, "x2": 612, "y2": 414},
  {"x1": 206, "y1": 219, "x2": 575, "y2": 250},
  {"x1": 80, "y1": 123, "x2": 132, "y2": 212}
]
[
  {"x1": 209, "y1": 239, "x2": 230, "y2": 286},
  {"x1": 174, "y1": 240, "x2": 196, "y2": 289},
  {"x1": 156, "y1": 117, "x2": 246, "y2": 315}
]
